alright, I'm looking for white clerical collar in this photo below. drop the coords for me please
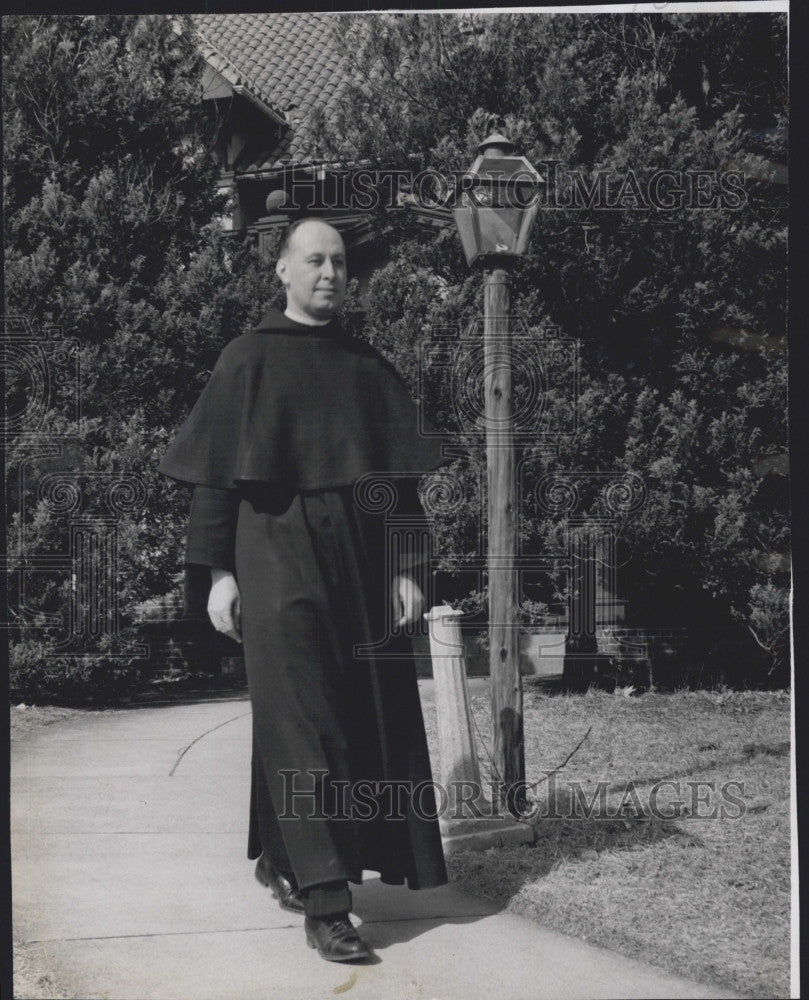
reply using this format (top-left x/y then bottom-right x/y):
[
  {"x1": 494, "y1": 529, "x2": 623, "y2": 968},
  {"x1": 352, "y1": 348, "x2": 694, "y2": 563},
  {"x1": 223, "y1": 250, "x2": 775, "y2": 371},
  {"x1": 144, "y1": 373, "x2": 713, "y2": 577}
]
[{"x1": 284, "y1": 307, "x2": 332, "y2": 327}]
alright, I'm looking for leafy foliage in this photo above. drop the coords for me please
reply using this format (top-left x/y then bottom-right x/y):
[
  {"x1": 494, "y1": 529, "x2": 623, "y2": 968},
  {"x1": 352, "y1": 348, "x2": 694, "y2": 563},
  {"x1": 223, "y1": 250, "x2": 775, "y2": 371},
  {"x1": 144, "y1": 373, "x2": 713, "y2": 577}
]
[
  {"x1": 319, "y1": 12, "x2": 789, "y2": 684},
  {"x1": 4, "y1": 15, "x2": 276, "y2": 698},
  {"x1": 9, "y1": 638, "x2": 148, "y2": 705}
]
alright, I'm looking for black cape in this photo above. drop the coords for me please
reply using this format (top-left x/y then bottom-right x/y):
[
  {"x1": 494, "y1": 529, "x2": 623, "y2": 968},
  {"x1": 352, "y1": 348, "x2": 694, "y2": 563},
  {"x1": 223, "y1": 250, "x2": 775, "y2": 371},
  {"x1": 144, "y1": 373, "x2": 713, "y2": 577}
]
[{"x1": 158, "y1": 308, "x2": 446, "y2": 491}]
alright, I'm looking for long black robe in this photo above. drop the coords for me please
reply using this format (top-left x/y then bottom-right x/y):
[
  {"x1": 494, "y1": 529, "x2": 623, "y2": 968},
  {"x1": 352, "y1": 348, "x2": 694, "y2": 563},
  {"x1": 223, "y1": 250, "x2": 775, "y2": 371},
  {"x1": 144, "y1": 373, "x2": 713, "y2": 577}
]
[{"x1": 159, "y1": 309, "x2": 449, "y2": 893}]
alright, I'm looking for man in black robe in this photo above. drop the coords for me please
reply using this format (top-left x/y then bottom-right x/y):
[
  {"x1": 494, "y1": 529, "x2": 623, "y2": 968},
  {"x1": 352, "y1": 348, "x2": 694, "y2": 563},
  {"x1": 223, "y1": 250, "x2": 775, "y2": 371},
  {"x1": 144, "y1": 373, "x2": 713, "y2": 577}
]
[{"x1": 159, "y1": 218, "x2": 448, "y2": 962}]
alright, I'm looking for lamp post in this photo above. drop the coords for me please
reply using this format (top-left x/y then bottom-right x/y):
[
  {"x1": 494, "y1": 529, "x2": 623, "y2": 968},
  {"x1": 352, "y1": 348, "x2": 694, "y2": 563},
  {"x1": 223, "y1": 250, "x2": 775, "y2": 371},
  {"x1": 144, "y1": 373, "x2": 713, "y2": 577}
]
[{"x1": 452, "y1": 134, "x2": 544, "y2": 809}]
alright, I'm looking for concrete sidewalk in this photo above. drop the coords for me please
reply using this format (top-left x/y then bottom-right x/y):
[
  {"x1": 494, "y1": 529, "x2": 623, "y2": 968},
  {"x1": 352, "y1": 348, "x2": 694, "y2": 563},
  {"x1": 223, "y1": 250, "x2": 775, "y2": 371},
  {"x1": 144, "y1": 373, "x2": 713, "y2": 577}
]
[{"x1": 11, "y1": 689, "x2": 739, "y2": 1000}]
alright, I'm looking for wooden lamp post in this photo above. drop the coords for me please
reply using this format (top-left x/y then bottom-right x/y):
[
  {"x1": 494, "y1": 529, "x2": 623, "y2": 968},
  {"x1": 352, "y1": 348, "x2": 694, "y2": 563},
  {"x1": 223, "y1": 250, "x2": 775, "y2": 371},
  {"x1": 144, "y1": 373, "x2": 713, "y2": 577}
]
[{"x1": 452, "y1": 133, "x2": 544, "y2": 809}]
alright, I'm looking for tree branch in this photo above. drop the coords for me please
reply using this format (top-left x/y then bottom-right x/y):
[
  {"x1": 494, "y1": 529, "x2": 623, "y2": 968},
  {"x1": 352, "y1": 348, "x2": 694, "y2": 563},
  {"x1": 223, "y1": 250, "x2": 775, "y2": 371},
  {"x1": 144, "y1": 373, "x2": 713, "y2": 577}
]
[{"x1": 525, "y1": 726, "x2": 593, "y2": 792}]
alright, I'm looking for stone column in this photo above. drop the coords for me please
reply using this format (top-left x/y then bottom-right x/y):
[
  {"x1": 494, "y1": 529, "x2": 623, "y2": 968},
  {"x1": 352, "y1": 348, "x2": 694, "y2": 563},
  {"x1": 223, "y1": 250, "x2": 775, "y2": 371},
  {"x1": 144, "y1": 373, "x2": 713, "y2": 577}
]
[
  {"x1": 424, "y1": 606, "x2": 534, "y2": 856},
  {"x1": 426, "y1": 606, "x2": 481, "y2": 800}
]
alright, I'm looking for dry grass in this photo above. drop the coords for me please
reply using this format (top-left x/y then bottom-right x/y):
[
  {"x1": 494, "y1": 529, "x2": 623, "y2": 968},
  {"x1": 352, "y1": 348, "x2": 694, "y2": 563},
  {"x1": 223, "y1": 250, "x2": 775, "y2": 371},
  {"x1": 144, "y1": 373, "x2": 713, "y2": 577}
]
[{"x1": 423, "y1": 686, "x2": 792, "y2": 1000}]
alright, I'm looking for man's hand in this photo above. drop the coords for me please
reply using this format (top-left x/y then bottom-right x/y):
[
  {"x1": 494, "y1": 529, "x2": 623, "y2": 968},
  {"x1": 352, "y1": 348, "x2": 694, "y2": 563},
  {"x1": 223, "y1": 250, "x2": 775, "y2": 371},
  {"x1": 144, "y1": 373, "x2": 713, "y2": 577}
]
[
  {"x1": 208, "y1": 568, "x2": 242, "y2": 643},
  {"x1": 392, "y1": 574, "x2": 424, "y2": 628}
]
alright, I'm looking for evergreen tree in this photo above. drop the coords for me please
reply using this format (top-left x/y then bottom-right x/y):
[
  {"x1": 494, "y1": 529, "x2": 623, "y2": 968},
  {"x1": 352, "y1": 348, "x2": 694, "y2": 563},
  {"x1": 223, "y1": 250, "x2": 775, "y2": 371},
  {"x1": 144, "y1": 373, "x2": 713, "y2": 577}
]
[
  {"x1": 318, "y1": 12, "x2": 789, "y2": 684},
  {"x1": 4, "y1": 14, "x2": 278, "y2": 700}
]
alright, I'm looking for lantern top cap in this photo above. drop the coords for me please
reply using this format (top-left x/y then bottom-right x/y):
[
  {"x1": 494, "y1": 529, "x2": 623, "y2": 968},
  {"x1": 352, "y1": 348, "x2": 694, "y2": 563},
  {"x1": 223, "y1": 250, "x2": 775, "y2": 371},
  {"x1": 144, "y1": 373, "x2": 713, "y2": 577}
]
[{"x1": 478, "y1": 132, "x2": 516, "y2": 155}]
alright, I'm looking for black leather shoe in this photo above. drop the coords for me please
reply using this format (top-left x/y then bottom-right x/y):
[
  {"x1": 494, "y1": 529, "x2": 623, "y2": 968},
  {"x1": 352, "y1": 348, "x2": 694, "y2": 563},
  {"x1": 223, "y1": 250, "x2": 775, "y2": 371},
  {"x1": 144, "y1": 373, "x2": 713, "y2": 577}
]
[
  {"x1": 304, "y1": 913, "x2": 374, "y2": 962},
  {"x1": 254, "y1": 854, "x2": 305, "y2": 914}
]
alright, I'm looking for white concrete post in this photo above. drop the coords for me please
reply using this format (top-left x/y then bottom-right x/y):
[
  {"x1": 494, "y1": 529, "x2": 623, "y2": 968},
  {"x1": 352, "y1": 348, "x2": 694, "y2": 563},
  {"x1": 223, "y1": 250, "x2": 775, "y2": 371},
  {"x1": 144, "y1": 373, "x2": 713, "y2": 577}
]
[
  {"x1": 424, "y1": 606, "x2": 481, "y2": 808},
  {"x1": 424, "y1": 606, "x2": 535, "y2": 856}
]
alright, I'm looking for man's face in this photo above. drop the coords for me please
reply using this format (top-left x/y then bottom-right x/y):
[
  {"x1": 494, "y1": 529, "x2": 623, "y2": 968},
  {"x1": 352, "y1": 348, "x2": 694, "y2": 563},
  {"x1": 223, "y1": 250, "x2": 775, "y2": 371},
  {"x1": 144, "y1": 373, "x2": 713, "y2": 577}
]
[{"x1": 276, "y1": 221, "x2": 347, "y2": 321}]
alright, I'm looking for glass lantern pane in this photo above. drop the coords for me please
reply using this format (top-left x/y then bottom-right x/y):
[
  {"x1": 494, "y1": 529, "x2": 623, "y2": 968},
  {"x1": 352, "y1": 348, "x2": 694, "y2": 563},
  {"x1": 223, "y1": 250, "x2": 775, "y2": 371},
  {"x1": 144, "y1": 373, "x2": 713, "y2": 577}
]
[{"x1": 476, "y1": 207, "x2": 522, "y2": 253}]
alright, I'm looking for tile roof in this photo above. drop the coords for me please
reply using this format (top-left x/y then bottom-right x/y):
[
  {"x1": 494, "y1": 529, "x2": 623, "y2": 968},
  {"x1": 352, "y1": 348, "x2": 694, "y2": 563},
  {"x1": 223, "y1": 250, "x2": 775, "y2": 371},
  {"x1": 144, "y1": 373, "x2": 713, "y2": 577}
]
[{"x1": 193, "y1": 13, "x2": 352, "y2": 172}]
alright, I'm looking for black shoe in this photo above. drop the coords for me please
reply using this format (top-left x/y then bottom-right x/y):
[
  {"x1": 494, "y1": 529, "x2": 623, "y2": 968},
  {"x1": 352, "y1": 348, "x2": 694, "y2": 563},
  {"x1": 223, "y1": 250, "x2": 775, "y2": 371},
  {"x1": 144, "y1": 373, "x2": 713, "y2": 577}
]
[
  {"x1": 304, "y1": 913, "x2": 374, "y2": 962},
  {"x1": 254, "y1": 854, "x2": 305, "y2": 914}
]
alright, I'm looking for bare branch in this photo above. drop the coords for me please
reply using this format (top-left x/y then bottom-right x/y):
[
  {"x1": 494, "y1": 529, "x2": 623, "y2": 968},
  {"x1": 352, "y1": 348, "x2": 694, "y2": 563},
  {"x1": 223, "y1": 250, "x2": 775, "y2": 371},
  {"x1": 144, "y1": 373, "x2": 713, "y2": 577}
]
[
  {"x1": 747, "y1": 624, "x2": 773, "y2": 653},
  {"x1": 525, "y1": 726, "x2": 594, "y2": 792}
]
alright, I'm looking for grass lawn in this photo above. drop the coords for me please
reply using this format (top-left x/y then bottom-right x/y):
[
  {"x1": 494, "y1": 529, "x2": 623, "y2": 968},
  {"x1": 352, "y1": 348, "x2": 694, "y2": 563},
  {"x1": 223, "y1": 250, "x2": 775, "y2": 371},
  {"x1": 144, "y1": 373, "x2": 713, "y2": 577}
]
[{"x1": 422, "y1": 685, "x2": 792, "y2": 1000}]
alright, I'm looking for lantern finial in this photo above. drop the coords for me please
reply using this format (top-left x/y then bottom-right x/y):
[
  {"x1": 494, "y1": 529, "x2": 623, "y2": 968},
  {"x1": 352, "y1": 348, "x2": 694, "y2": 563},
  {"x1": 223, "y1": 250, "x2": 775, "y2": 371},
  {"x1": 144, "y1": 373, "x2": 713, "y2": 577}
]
[{"x1": 478, "y1": 133, "x2": 516, "y2": 157}]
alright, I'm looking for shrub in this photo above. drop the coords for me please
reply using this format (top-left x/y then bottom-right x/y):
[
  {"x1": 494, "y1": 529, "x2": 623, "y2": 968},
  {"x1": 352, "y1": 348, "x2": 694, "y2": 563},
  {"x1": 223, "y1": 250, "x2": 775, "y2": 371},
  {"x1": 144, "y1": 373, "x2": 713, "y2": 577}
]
[{"x1": 10, "y1": 638, "x2": 149, "y2": 706}]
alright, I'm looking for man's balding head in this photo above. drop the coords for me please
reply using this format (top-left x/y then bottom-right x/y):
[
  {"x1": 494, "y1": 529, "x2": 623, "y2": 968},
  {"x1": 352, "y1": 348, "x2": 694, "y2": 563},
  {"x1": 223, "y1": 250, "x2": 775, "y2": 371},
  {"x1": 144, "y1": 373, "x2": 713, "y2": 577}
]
[{"x1": 275, "y1": 218, "x2": 347, "y2": 324}]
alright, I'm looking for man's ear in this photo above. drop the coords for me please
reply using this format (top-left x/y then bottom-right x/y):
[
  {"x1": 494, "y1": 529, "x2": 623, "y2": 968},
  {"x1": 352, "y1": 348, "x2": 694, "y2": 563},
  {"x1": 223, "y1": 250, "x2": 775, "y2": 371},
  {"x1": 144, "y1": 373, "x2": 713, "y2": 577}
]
[{"x1": 275, "y1": 257, "x2": 288, "y2": 285}]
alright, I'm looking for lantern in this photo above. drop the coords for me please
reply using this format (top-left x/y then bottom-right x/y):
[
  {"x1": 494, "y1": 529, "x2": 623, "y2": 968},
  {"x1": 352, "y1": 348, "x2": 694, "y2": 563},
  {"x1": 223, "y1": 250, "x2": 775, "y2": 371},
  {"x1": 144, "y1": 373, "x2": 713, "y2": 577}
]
[{"x1": 451, "y1": 133, "x2": 544, "y2": 266}]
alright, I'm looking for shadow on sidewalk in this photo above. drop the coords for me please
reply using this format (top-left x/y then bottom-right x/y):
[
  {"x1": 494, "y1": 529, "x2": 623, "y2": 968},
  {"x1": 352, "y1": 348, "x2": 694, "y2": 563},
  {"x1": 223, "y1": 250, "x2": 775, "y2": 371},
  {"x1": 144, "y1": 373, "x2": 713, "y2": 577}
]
[
  {"x1": 351, "y1": 876, "x2": 496, "y2": 951},
  {"x1": 359, "y1": 912, "x2": 492, "y2": 951}
]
